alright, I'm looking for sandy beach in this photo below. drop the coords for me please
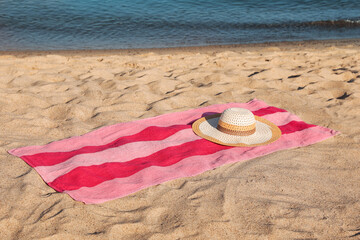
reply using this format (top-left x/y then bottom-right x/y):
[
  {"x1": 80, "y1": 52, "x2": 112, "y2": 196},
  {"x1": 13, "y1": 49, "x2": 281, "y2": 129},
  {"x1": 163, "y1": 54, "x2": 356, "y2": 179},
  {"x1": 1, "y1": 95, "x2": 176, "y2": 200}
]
[{"x1": 1, "y1": 40, "x2": 360, "y2": 239}]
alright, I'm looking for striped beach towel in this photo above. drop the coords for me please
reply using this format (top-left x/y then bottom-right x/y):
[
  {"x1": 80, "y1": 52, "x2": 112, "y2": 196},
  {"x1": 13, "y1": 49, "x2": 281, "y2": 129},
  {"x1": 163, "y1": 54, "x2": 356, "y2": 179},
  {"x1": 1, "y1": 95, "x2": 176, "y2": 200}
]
[{"x1": 9, "y1": 99, "x2": 339, "y2": 204}]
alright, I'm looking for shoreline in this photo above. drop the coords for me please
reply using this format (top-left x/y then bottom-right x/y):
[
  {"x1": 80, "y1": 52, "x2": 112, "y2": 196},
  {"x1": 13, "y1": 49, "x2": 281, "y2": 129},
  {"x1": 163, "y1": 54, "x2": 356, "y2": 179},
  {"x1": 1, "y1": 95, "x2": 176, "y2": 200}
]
[{"x1": 1, "y1": 38, "x2": 360, "y2": 56}]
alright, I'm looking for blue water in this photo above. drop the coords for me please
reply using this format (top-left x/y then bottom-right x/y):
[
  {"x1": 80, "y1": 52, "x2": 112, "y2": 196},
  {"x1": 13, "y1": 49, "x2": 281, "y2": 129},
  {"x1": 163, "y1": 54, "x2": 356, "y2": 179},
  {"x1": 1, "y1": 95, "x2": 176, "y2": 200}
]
[{"x1": 0, "y1": 0, "x2": 360, "y2": 50}]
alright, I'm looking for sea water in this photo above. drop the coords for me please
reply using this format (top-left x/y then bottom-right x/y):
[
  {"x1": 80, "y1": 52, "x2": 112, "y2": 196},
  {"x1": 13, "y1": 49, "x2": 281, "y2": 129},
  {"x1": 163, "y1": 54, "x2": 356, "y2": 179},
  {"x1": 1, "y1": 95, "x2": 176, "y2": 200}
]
[{"x1": 0, "y1": 0, "x2": 359, "y2": 50}]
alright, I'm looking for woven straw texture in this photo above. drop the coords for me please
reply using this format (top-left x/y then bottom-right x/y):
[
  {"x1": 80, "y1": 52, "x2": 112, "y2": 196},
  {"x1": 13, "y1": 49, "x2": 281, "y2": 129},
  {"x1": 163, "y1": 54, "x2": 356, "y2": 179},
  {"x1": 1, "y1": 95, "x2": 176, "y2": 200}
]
[
  {"x1": 192, "y1": 114, "x2": 282, "y2": 147},
  {"x1": 219, "y1": 108, "x2": 256, "y2": 126}
]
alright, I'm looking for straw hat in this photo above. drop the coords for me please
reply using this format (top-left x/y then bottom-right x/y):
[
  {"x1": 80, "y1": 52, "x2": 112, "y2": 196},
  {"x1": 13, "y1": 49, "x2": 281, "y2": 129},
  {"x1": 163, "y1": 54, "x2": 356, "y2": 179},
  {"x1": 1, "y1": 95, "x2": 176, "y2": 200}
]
[{"x1": 192, "y1": 108, "x2": 281, "y2": 147}]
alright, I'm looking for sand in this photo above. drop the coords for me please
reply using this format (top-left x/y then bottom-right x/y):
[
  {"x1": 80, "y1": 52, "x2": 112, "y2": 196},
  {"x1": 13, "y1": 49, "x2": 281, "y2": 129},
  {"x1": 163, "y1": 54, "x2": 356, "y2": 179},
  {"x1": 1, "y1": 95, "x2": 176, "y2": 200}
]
[{"x1": 1, "y1": 40, "x2": 360, "y2": 240}]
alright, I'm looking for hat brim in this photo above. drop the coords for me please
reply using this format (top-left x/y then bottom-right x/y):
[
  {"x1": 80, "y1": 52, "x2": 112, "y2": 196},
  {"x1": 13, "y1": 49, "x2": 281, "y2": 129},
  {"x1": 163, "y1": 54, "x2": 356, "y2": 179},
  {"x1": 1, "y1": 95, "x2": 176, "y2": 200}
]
[{"x1": 192, "y1": 113, "x2": 281, "y2": 147}]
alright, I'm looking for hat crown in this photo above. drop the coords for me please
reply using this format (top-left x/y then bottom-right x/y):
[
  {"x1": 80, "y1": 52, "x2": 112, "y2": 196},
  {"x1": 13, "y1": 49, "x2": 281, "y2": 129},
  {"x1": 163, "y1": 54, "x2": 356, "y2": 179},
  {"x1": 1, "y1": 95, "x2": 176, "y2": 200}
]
[{"x1": 219, "y1": 108, "x2": 255, "y2": 126}]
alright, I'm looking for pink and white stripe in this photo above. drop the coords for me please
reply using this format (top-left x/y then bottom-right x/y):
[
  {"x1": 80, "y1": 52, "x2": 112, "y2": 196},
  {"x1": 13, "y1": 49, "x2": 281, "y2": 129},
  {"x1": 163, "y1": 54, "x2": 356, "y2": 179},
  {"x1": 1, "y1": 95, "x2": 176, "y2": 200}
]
[{"x1": 8, "y1": 99, "x2": 339, "y2": 204}]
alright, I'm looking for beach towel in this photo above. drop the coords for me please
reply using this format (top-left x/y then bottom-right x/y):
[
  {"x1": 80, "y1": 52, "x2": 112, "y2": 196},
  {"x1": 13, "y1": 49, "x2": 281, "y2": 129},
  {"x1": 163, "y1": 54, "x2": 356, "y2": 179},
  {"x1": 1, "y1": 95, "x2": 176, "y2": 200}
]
[{"x1": 8, "y1": 99, "x2": 339, "y2": 204}]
